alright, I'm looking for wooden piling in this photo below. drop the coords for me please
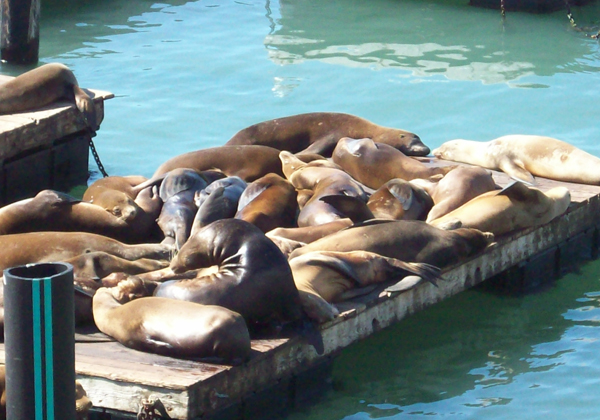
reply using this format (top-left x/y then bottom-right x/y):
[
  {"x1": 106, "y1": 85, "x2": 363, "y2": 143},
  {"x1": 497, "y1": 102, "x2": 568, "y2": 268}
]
[{"x1": 1, "y1": 0, "x2": 41, "y2": 64}]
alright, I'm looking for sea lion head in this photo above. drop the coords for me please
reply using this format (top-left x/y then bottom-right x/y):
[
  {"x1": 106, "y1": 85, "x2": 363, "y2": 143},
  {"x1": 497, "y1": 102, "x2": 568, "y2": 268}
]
[
  {"x1": 432, "y1": 140, "x2": 469, "y2": 161},
  {"x1": 401, "y1": 133, "x2": 430, "y2": 156},
  {"x1": 92, "y1": 190, "x2": 139, "y2": 223}
]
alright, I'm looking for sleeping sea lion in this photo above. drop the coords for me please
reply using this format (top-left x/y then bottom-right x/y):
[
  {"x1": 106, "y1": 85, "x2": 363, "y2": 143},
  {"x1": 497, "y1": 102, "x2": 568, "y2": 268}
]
[{"x1": 225, "y1": 112, "x2": 428, "y2": 157}]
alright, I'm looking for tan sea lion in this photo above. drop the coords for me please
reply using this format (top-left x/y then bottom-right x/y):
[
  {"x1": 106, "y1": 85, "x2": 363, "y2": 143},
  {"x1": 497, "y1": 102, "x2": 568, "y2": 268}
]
[
  {"x1": 155, "y1": 219, "x2": 304, "y2": 327},
  {"x1": 367, "y1": 178, "x2": 434, "y2": 220},
  {"x1": 225, "y1": 112, "x2": 429, "y2": 157},
  {"x1": 289, "y1": 220, "x2": 494, "y2": 269},
  {"x1": 290, "y1": 250, "x2": 442, "y2": 323},
  {"x1": 332, "y1": 137, "x2": 455, "y2": 189},
  {"x1": 433, "y1": 135, "x2": 600, "y2": 185},
  {"x1": 0, "y1": 63, "x2": 97, "y2": 130},
  {"x1": 411, "y1": 166, "x2": 498, "y2": 222},
  {"x1": 235, "y1": 173, "x2": 298, "y2": 233},
  {"x1": 93, "y1": 277, "x2": 251, "y2": 362},
  {"x1": 83, "y1": 175, "x2": 148, "y2": 202},
  {"x1": 429, "y1": 182, "x2": 571, "y2": 236}
]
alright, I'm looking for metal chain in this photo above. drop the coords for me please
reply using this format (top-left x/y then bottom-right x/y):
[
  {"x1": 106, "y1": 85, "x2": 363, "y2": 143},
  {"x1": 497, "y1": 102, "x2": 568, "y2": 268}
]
[
  {"x1": 565, "y1": 0, "x2": 600, "y2": 39},
  {"x1": 500, "y1": 0, "x2": 506, "y2": 19},
  {"x1": 88, "y1": 136, "x2": 109, "y2": 178}
]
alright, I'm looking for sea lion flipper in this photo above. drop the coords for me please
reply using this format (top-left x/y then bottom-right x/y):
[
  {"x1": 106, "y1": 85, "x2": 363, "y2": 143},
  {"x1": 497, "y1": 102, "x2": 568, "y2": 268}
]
[
  {"x1": 337, "y1": 284, "x2": 379, "y2": 300},
  {"x1": 386, "y1": 182, "x2": 414, "y2": 211},
  {"x1": 319, "y1": 194, "x2": 374, "y2": 223},
  {"x1": 384, "y1": 275, "x2": 423, "y2": 294},
  {"x1": 498, "y1": 157, "x2": 536, "y2": 185}
]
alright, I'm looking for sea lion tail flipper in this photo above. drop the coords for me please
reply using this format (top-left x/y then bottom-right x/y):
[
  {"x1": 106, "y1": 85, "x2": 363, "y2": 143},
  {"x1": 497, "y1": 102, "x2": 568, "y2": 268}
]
[
  {"x1": 498, "y1": 157, "x2": 536, "y2": 186},
  {"x1": 496, "y1": 180, "x2": 535, "y2": 201},
  {"x1": 386, "y1": 260, "x2": 442, "y2": 287},
  {"x1": 383, "y1": 275, "x2": 424, "y2": 294},
  {"x1": 73, "y1": 86, "x2": 98, "y2": 131},
  {"x1": 386, "y1": 181, "x2": 414, "y2": 211},
  {"x1": 298, "y1": 317, "x2": 325, "y2": 355},
  {"x1": 319, "y1": 194, "x2": 374, "y2": 223}
]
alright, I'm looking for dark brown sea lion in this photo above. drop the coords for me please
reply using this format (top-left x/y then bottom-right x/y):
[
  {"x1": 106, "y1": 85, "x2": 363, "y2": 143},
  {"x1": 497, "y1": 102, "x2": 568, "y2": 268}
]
[
  {"x1": 235, "y1": 173, "x2": 298, "y2": 233},
  {"x1": 152, "y1": 145, "x2": 285, "y2": 181},
  {"x1": 0, "y1": 190, "x2": 155, "y2": 243},
  {"x1": 291, "y1": 250, "x2": 441, "y2": 323},
  {"x1": 93, "y1": 277, "x2": 251, "y2": 362},
  {"x1": 0, "y1": 63, "x2": 97, "y2": 130},
  {"x1": 367, "y1": 178, "x2": 433, "y2": 220},
  {"x1": 332, "y1": 137, "x2": 455, "y2": 189},
  {"x1": 225, "y1": 112, "x2": 428, "y2": 157},
  {"x1": 155, "y1": 219, "x2": 304, "y2": 327},
  {"x1": 289, "y1": 220, "x2": 494, "y2": 269},
  {"x1": 411, "y1": 166, "x2": 498, "y2": 222},
  {"x1": 429, "y1": 182, "x2": 571, "y2": 236},
  {"x1": 191, "y1": 176, "x2": 247, "y2": 235}
]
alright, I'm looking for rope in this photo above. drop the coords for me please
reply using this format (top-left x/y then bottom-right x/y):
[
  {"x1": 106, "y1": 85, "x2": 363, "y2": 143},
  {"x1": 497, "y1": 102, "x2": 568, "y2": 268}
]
[{"x1": 88, "y1": 136, "x2": 109, "y2": 178}]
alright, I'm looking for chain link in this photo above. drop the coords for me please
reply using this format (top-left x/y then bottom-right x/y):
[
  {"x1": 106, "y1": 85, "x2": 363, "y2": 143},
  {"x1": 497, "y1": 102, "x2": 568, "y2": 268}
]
[
  {"x1": 88, "y1": 136, "x2": 109, "y2": 178},
  {"x1": 565, "y1": 0, "x2": 600, "y2": 39}
]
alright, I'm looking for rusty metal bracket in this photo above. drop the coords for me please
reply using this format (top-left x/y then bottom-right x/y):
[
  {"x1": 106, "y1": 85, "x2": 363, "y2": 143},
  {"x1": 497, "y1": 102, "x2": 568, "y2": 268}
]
[{"x1": 137, "y1": 398, "x2": 172, "y2": 420}]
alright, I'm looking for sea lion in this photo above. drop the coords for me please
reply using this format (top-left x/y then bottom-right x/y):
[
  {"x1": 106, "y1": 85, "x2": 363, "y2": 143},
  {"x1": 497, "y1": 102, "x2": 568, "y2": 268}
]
[
  {"x1": 429, "y1": 182, "x2": 571, "y2": 236},
  {"x1": 367, "y1": 178, "x2": 433, "y2": 220},
  {"x1": 156, "y1": 169, "x2": 208, "y2": 249},
  {"x1": 290, "y1": 250, "x2": 442, "y2": 323},
  {"x1": 411, "y1": 166, "x2": 498, "y2": 223},
  {"x1": 0, "y1": 190, "x2": 154, "y2": 243},
  {"x1": 289, "y1": 220, "x2": 494, "y2": 269},
  {"x1": 155, "y1": 219, "x2": 304, "y2": 327},
  {"x1": 0, "y1": 231, "x2": 171, "y2": 272},
  {"x1": 279, "y1": 151, "x2": 368, "y2": 226},
  {"x1": 235, "y1": 173, "x2": 298, "y2": 233},
  {"x1": 0, "y1": 63, "x2": 97, "y2": 130},
  {"x1": 152, "y1": 145, "x2": 285, "y2": 181},
  {"x1": 83, "y1": 175, "x2": 148, "y2": 202},
  {"x1": 266, "y1": 219, "x2": 353, "y2": 244},
  {"x1": 191, "y1": 176, "x2": 247, "y2": 235},
  {"x1": 332, "y1": 137, "x2": 455, "y2": 189},
  {"x1": 93, "y1": 277, "x2": 251, "y2": 362},
  {"x1": 433, "y1": 135, "x2": 600, "y2": 185},
  {"x1": 225, "y1": 112, "x2": 429, "y2": 157}
]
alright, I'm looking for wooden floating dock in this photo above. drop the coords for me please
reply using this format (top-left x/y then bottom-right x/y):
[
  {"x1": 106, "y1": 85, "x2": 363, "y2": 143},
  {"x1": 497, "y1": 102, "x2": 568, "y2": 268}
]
[
  {"x1": 1, "y1": 165, "x2": 599, "y2": 420},
  {"x1": 0, "y1": 74, "x2": 113, "y2": 205}
]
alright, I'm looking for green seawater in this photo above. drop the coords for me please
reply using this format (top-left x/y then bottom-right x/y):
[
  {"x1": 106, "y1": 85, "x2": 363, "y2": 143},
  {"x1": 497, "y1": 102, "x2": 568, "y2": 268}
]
[{"x1": 3, "y1": 0, "x2": 600, "y2": 418}]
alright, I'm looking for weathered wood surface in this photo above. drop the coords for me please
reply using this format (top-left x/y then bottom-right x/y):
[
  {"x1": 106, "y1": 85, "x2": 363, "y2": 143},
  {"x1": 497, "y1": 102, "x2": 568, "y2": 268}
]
[
  {"x1": 0, "y1": 73, "x2": 114, "y2": 161},
  {"x1": 1, "y1": 166, "x2": 600, "y2": 419}
]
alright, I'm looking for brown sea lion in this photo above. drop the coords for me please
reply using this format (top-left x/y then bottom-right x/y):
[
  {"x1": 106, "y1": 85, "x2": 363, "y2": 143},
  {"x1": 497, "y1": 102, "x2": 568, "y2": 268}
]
[
  {"x1": 235, "y1": 173, "x2": 298, "y2": 233},
  {"x1": 152, "y1": 145, "x2": 285, "y2": 181},
  {"x1": 410, "y1": 166, "x2": 498, "y2": 222},
  {"x1": 155, "y1": 219, "x2": 304, "y2": 327},
  {"x1": 291, "y1": 250, "x2": 442, "y2": 323},
  {"x1": 279, "y1": 151, "x2": 368, "y2": 226},
  {"x1": 332, "y1": 137, "x2": 455, "y2": 189},
  {"x1": 289, "y1": 220, "x2": 494, "y2": 269},
  {"x1": 0, "y1": 231, "x2": 171, "y2": 272},
  {"x1": 0, "y1": 190, "x2": 155, "y2": 243},
  {"x1": 0, "y1": 63, "x2": 97, "y2": 130},
  {"x1": 367, "y1": 178, "x2": 433, "y2": 220},
  {"x1": 433, "y1": 135, "x2": 600, "y2": 185},
  {"x1": 225, "y1": 112, "x2": 428, "y2": 157},
  {"x1": 429, "y1": 182, "x2": 571, "y2": 236},
  {"x1": 83, "y1": 175, "x2": 148, "y2": 202},
  {"x1": 93, "y1": 277, "x2": 251, "y2": 362}
]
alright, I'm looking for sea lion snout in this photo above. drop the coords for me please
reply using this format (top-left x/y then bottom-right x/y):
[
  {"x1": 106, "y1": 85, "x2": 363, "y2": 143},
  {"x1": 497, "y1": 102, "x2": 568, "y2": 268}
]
[{"x1": 404, "y1": 135, "x2": 430, "y2": 156}]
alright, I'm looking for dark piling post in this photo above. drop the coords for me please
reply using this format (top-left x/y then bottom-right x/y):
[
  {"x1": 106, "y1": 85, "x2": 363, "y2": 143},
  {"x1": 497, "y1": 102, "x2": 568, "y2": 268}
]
[
  {"x1": 3, "y1": 262, "x2": 76, "y2": 420},
  {"x1": 0, "y1": 0, "x2": 41, "y2": 64}
]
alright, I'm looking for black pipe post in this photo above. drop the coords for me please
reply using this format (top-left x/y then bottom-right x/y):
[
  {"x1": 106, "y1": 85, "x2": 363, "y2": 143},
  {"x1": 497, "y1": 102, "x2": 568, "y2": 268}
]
[
  {"x1": 3, "y1": 262, "x2": 76, "y2": 420},
  {"x1": 0, "y1": 0, "x2": 41, "y2": 64}
]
